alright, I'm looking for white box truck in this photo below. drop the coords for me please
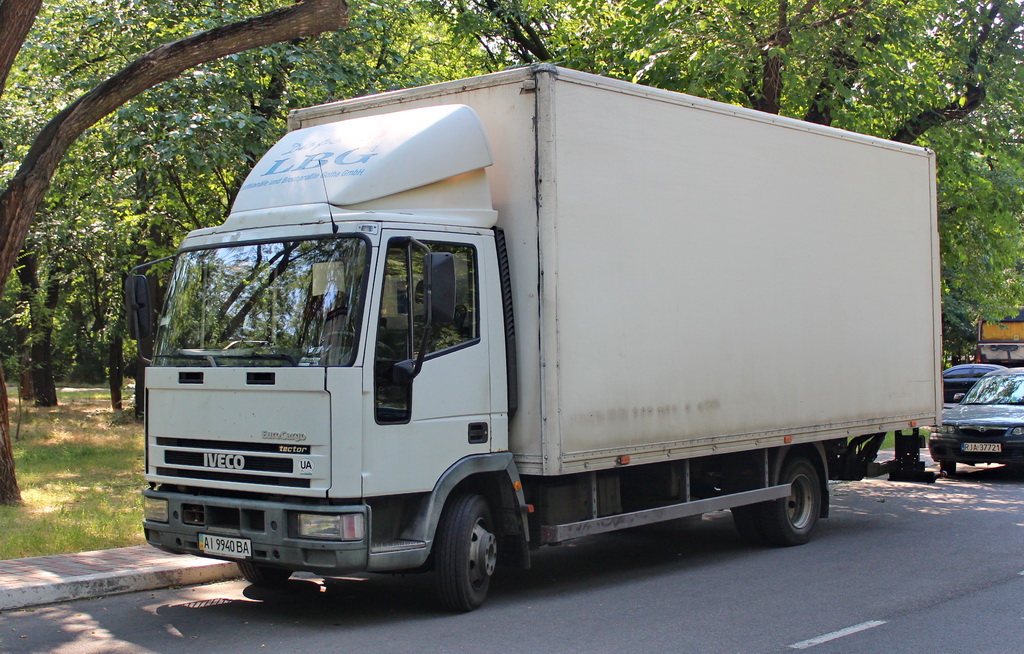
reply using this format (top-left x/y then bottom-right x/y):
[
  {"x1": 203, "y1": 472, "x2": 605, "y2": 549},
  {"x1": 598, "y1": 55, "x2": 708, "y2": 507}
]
[{"x1": 128, "y1": 65, "x2": 941, "y2": 611}]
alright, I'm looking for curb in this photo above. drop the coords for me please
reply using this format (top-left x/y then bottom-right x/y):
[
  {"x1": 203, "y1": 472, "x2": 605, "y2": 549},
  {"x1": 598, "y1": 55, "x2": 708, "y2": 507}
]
[{"x1": 0, "y1": 558, "x2": 239, "y2": 612}]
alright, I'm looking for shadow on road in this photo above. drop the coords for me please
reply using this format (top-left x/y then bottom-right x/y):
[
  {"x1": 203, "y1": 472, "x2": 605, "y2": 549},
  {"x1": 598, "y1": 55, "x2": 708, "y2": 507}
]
[
  {"x1": 153, "y1": 464, "x2": 1024, "y2": 624},
  {"x1": 9, "y1": 468, "x2": 1024, "y2": 653},
  {"x1": 147, "y1": 513, "x2": 762, "y2": 625}
]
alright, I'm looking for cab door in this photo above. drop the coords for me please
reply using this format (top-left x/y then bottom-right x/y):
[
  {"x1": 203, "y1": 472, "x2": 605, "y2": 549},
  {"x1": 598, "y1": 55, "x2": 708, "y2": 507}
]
[{"x1": 361, "y1": 231, "x2": 494, "y2": 496}]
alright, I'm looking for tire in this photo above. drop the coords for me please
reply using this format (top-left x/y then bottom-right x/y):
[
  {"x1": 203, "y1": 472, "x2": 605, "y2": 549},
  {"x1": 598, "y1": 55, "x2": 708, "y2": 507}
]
[
  {"x1": 758, "y1": 457, "x2": 822, "y2": 547},
  {"x1": 940, "y1": 460, "x2": 957, "y2": 476},
  {"x1": 731, "y1": 504, "x2": 769, "y2": 545},
  {"x1": 435, "y1": 493, "x2": 497, "y2": 612},
  {"x1": 237, "y1": 561, "x2": 292, "y2": 587}
]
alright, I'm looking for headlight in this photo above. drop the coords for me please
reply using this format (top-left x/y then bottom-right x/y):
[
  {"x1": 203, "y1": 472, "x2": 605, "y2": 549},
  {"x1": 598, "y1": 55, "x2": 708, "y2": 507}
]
[
  {"x1": 1011, "y1": 427, "x2": 1024, "y2": 436},
  {"x1": 296, "y1": 513, "x2": 364, "y2": 541},
  {"x1": 144, "y1": 497, "x2": 169, "y2": 523}
]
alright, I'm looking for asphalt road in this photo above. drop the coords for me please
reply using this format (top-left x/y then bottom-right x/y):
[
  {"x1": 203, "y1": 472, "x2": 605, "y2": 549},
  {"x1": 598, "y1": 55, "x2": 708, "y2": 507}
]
[{"x1": 2, "y1": 463, "x2": 1023, "y2": 654}]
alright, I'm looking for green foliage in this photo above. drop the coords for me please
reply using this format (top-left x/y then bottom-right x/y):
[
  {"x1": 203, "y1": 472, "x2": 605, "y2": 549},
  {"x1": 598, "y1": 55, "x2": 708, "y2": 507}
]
[{"x1": 3, "y1": 0, "x2": 1024, "y2": 378}]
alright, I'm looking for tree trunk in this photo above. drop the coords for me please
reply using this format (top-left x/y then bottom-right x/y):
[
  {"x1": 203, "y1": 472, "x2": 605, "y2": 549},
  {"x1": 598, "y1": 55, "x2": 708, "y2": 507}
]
[
  {"x1": 30, "y1": 333, "x2": 57, "y2": 406},
  {"x1": 0, "y1": 366, "x2": 22, "y2": 505},
  {"x1": 18, "y1": 365, "x2": 34, "y2": 403},
  {"x1": 16, "y1": 251, "x2": 58, "y2": 406},
  {"x1": 0, "y1": 0, "x2": 350, "y2": 505},
  {"x1": 15, "y1": 306, "x2": 35, "y2": 403},
  {"x1": 0, "y1": 0, "x2": 43, "y2": 102},
  {"x1": 109, "y1": 335, "x2": 123, "y2": 411}
]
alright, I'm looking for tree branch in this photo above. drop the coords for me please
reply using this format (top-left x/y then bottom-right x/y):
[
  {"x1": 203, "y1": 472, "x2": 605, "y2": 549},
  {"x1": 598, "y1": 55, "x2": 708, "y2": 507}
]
[
  {"x1": 477, "y1": 0, "x2": 552, "y2": 62},
  {"x1": 890, "y1": 0, "x2": 1020, "y2": 143},
  {"x1": 0, "y1": 0, "x2": 349, "y2": 295},
  {"x1": 0, "y1": 0, "x2": 43, "y2": 101}
]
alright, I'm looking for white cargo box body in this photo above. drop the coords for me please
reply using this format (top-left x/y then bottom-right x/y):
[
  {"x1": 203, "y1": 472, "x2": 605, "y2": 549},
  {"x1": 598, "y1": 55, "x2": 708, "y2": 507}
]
[{"x1": 291, "y1": 66, "x2": 941, "y2": 476}]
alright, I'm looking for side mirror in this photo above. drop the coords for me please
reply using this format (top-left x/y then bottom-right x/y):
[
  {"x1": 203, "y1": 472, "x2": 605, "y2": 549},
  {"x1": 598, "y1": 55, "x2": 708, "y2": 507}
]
[
  {"x1": 392, "y1": 359, "x2": 417, "y2": 386},
  {"x1": 126, "y1": 275, "x2": 153, "y2": 340},
  {"x1": 953, "y1": 392, "x2": 965, "y2": 403},
  {"x1": 426, "y1": 252, "x2": 456, "y2": 325}
]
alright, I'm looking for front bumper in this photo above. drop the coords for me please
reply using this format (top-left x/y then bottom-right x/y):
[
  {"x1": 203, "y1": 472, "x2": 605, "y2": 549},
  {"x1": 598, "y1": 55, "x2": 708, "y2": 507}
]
[
  {"x1": 928, "y1": 437, "x2": 1024, "y2": 465},
  {"x1": 143, "y1": 488, "x2": 369, "y2": 573}
]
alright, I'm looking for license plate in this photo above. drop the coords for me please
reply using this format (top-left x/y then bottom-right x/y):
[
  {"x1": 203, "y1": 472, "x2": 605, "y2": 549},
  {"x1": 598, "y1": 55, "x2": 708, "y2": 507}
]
[
  {"x1": 199, "y1": 534, "x2": 252, "y2": 559},
  {"x1": 962, "y1": 442, "x2": 1002, "y2": 453}
]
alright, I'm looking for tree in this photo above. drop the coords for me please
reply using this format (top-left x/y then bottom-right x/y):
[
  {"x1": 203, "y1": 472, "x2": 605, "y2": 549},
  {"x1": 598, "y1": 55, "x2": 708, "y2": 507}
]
[
  {"x1": 15, "y1": 250, "x2": 58, "y2": 406},
  {"x1": 4, "y1": 0, "x2": 1023, "y2": 508},
  {"x1": 0, "y1": 0, "x2": 351, "y2": 505}
]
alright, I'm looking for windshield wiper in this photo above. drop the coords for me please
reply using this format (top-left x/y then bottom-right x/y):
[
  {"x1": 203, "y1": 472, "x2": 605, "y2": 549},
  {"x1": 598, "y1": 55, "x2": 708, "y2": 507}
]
[
  {"x1": 961, "y1": 401, "x2": 1024, "y2": 406},
  {"x1": 158, "y1": 349, "x2": 299, "y2": 367},
  {"x1": 153, "y1": 350, "x2": 219, "y2": 366},
  {"x1": 218, "y1": 352, "x2": 300, "y2": 366}
]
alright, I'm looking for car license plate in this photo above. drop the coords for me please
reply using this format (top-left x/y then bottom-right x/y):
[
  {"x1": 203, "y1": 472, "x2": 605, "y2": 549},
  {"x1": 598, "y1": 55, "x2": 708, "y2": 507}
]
[
  {"x1": 199, "y1": 534, "x2": 252, "y2": 559},
  {"x1": 962, "y1": 442, "x2": 1002, "y2": 453}
]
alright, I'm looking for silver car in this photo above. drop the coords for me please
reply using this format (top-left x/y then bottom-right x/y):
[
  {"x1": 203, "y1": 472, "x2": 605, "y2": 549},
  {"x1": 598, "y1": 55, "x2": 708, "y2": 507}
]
[{"x1": 930, "y1": 368, "x2": 1024, "y2": 475}]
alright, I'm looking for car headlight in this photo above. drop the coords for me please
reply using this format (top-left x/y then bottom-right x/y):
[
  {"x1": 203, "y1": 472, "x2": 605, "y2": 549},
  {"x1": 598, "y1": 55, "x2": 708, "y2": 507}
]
[
  {"x1": 144, "y1": 497, "x2": 169, "y2": 523},
  {"x1": 1011, "y1": 427, "x2": 1024, "y2": 437},
  {"x1": 936, "y1": 424, "x2": 955, "y2": 434},
  {"x1": 296, "y1": 513, "x2": 364, "y2": 541}
]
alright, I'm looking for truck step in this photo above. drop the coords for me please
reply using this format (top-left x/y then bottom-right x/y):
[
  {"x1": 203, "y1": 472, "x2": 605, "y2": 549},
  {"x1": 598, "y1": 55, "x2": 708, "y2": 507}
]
[{"x1": 539, "y1": 484, "x2": 792, "y2": 544}]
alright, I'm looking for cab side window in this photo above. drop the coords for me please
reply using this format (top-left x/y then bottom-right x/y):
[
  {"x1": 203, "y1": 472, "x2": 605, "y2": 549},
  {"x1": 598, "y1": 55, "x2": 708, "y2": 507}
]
[
  {"x1": 374, "y1": 240, "x2": 479, "y2": 423},
  {"x1": 422, "y1": 244, "x2": 478, "y2": 353}
]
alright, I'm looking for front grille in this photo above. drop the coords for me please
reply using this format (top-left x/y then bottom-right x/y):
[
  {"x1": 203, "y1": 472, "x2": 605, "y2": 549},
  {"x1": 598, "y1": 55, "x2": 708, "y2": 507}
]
[
  {"x1": 156, "y1": 467, "x2": 311, "y2": 488},
  {"x1": 959, "y1": 428, "x2": 1006, "y2": 438},
  {"x1": 154, "y1": 436, "x2": 315, "y2": 489},
  {"x1": 164, "y1": 450, "x2": 293, "y2": 473}
]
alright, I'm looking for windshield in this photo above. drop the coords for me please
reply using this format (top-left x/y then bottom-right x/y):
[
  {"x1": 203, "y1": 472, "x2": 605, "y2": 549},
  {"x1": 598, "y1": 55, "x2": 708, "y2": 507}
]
[
  {"x1": 962, "y1": 374, "x2": 1024, "y2": 405},
  {"x1": 154, "y1": 237, "x2": 369, "y2": 367}
]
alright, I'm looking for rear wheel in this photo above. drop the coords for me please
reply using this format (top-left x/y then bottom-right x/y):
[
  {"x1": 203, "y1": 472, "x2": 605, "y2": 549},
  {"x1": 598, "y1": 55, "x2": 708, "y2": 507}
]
[
  {"x1": 435, "y1": 493, "x2": 497, "y2": 612},
  {"x1": 238, "y1": 561, "x2": 292, "y2": 587},
  {"x1": 758, "y1": 456, "x2": 821, "y2": 546}
]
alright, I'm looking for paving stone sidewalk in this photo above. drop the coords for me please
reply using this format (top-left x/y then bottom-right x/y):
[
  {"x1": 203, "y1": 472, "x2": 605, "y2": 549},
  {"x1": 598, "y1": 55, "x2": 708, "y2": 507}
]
[{"x1": 0, "y1": 546, "x2": 238, "y2": 611}]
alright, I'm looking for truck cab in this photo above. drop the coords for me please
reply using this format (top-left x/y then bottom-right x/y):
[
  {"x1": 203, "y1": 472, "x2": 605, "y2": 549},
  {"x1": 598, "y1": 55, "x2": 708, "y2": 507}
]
[{"x1": 135, "y1": 104, "x2": 527, "y2": 611}]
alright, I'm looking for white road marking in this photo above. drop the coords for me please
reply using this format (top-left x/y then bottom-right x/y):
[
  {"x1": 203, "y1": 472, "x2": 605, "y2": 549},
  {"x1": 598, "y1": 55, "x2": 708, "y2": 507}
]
[{"x1": 788, "y1": 620, "x2": 888, "y2": 649}]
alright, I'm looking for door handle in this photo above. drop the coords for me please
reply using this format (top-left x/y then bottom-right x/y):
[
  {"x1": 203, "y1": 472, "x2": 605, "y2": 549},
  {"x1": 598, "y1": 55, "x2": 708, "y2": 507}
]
[{"x1": 468, "y1": 422, "x2": 489, "y2": 444}]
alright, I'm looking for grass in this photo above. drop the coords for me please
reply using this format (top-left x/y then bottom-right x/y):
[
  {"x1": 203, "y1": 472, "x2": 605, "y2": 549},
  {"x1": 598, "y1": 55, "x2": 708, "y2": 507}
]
[{"x1": 1, "y1": 386, "x2": 146, "y2": 560}]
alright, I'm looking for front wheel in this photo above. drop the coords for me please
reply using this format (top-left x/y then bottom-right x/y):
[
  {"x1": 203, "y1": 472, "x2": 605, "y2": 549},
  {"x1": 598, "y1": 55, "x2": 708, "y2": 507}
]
[
  {"x1": 435, "y1": 493, "x2": 498, "y2": 612},
  {"x1": 939, "y1": 460, "x2": 957, "y2": 476},
  {"x1": 758, "y1": 456, "x2": 822, "y2": 547}
]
